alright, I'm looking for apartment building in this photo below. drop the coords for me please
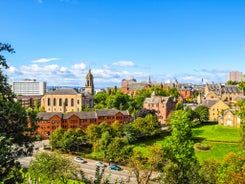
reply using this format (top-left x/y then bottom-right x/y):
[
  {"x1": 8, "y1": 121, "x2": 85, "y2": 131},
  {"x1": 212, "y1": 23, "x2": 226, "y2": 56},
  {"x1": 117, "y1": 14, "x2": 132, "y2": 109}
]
[
  {"x1": 37, "y1": 109, "x2": 131, "y2": 139},
  {"x1": 11, "y1": 79, "x2": 46, "y2": 96}
]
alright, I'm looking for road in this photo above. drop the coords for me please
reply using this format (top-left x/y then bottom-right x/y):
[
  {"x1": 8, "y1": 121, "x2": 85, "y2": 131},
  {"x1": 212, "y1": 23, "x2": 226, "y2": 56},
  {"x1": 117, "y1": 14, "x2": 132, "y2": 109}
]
[{"x1": 18, "y1": 140, "x2": 137, "y2": 183}]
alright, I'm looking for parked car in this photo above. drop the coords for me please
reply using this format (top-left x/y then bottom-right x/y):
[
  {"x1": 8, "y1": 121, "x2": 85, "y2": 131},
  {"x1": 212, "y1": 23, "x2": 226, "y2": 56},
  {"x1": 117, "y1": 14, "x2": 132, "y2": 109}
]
[
  {"x1": 95, "y1": 161, "x2": 106, "y2": 167},
  {"x1": 74, "y1": 157, "x2": 87, "y2": 164},
  {"x1": 109, "y1": 164, "x2": 122, "y2": 171}
]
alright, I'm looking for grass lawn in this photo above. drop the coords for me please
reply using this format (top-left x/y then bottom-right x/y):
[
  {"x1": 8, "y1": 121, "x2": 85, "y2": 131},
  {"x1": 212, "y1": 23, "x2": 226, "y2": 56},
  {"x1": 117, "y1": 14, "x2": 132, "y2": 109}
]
[
  {"x1": 192, "y1": 124, "x2": 241, "y2": 142},
  {"x1": 133, "y1": 124, "x2": 242, "y2": 162},
  {"x1": 195, "y1": 141, "x2": 241, "y2": 163}
]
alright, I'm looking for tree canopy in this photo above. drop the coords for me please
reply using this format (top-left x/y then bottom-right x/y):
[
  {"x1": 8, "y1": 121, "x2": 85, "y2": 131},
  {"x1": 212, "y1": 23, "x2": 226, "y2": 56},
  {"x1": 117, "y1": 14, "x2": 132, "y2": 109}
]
[{"x1": 0, "y1": 42, "x2": 38, "y2": 183}]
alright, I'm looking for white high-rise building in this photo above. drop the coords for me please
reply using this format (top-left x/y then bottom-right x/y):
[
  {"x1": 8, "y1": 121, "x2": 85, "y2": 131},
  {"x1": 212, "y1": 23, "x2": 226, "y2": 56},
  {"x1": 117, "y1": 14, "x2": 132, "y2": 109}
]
[
  {"x1": 11, "y1": 79, "x2": 47, "y2": 96},
  {"x1": 228, "y1": 71, "x2": 243, "y2": 82}
]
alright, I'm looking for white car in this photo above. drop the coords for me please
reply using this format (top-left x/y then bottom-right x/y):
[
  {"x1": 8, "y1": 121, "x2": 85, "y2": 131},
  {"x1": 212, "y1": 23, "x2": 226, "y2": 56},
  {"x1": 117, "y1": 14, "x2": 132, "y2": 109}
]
[
  {"x1": 95, "y1": 161, "x2": 106, "y2": 167},
  {"x1": 74, "y1": 157, "x2": 86, "y2": 164}
]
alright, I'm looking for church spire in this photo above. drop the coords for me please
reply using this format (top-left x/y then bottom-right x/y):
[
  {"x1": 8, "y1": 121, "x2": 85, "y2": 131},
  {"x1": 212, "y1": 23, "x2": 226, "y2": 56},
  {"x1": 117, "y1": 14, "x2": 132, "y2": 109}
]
[{"x1": 85, "y1": 69, "x2": 94, "y2": 95}]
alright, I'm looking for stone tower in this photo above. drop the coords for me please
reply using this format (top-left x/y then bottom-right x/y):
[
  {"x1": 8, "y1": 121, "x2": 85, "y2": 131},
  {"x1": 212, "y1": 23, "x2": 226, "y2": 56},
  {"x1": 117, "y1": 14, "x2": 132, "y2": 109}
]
[{"x1": 85, "y1": 69, "x2": 94, "y2": 95}]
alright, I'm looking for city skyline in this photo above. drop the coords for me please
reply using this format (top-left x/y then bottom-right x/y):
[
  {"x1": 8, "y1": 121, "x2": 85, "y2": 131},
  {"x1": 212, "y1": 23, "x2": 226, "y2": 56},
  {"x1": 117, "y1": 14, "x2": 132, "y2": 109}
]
[{"x1": 1, "y1": 0, "x2": 245, "y2": 88}]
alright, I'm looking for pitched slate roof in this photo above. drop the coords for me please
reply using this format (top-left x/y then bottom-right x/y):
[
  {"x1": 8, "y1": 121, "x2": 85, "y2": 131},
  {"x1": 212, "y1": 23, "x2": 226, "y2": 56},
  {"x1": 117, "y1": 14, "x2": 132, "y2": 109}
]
[
  {"x1": 37, "y1": 112, "x2": 63, "y2": 120},
  {"x1": 144, "y1": 96, "x2": 171, "y2": 105},
  {"x1": 207, "y1": 84, "x2": 243, "y2": 94},
  {"x1": 63, "y1": 112, "x2": 97, "y2": 119},
  {"x1": 200, "y1": 99, "x2": 219, "y2": 108},
  {"x1": 37, "y1": 109, "x2": 129, "y2": 121},
  {"x1": 47, "y1": 88, "x2": 79, "y2": 95},
  {"x1": 95, "y1": 109, "x2": 121, "y2": 117}
]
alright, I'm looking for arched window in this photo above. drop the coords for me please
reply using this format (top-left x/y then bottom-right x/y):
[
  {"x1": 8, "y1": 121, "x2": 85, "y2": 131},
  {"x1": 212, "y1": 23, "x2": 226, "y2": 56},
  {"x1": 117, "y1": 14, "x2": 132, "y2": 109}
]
[
  {"x1": 47, "y1": 98, "x2": 50, "y2": 106},
  {"x1": 65, "y1": 98, "x2": 68, "y2": 106},
  {"x1": 59, "y1": 98, "x2": 62, "y2": 106},
  {"x1": 71, "y1": 98, "x2": 74, "y2": 107},
  {"x1": 53, "y1": 98, "x2": 56, "y2": 106}
]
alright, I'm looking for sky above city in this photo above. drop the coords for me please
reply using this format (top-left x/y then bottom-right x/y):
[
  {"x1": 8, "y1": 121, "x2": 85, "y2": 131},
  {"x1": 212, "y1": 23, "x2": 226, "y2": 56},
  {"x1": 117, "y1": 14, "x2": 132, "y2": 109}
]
[{"x1": 1, "y1": 0, "x2": 245, "y2": 88}]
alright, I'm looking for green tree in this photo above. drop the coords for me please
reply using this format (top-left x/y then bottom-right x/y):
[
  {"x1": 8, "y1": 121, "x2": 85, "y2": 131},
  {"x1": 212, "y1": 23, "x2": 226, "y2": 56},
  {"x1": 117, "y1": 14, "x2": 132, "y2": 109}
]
[
  {"x1": 86, "y1": 124, "x2": 101, "y2": 143},
  {"x1": 217, "y1": 151, "x2": 245, "y2": 184},
  {"x1": 61, "y1": 129, "x2": 77, "y2": 153},
  {"x1": 50, "y1": 126, "x2": 65, "y2": 150},
  {"x1": 0, "y1": 137, "x2": 24, "y2": 184},
  {"x1": 132, "y1": 114, "x2": 161, "y2": 137},
  {"x1": 94, "y1": 92, "x2": 107, "y2": 109},
  {"x1": 106, "y1": 138, "x2": 133, "y2": 163},
  {"x1": 163, "y1": 110, "x2": 201, "y2": 184},
  {"x1": 0, "y1": 42, "x2": 38, "y2": 182},
  {"x1": 168, "y1": 87, "x2": 179, "y2": 100},
  {"x1": 127, "y1": 145, "x2": 165, "y2": 184},
  {"x1": 111, "y1": 120, "x2": 124, "y2": 138},
  {"x1": 99, "y1": 131, "x2": 113, "y2": 155},
  {"x1": 194, "y1": 105, "x2": 209, "y2": 122},
  {"x1": 175, "y1": 101, "x2": 184, "y2": 110},
  {"x1": 123, "y1": 124, "x2": 141, "y2": 143},
  {"x1": 134, "y1": 89, "x2": 151, "y2": 109},
  {"x1": 28, "y1": 152, "x2": 76, "y2": 184},
  {"x1": 236, "y1": 99, "x2": 245, "y2": 150},
  {"x1": 199, "y1": 159, "x2": 220, "y2": 184}
]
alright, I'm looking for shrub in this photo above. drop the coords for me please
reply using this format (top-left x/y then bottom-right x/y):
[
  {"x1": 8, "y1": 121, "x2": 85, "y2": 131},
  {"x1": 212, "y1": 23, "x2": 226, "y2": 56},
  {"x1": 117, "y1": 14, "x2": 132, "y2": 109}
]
[{"x1": 195, "y1": 143, "x2": 211, "y2": 151}]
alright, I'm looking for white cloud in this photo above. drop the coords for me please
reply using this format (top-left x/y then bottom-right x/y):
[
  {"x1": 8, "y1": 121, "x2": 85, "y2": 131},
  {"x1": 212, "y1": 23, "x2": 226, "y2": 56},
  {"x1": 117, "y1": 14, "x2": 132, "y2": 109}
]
[
  {"x1": 112, "y1": 61, "x2": 135, "y2": 67},
  {"x1": 32, "y1": 58, "x2": 60, "y2": 63},
  {"x1": 72, "y1": 62, "x2": 86, "y2": 70},
  {"x1": 7, "y1": 66, "x2": 16, "y2": 73}
]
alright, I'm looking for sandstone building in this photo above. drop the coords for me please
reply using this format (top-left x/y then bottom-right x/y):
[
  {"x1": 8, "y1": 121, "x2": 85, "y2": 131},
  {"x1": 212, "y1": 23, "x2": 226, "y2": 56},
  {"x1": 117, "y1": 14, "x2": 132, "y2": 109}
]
[{"x1": 41, "y1": 69, "x2": 94, "y2": 112}]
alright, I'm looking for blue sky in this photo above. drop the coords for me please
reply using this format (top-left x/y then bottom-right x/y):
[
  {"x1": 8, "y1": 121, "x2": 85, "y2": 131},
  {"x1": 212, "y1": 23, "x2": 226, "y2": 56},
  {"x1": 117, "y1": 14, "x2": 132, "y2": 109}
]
[{"x1": 1, "y1": 0, "x2": 245, "y2": 88}]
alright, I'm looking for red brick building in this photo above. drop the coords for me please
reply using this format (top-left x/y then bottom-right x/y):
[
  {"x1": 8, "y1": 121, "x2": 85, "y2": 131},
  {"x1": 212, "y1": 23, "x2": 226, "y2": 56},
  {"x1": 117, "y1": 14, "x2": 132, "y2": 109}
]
[
  {"x1": 143, "y1": 92, "x2": 176, "y2": 124},
  {"x1": 37, "y1": 109, "x2": 131, "y2": 139}
]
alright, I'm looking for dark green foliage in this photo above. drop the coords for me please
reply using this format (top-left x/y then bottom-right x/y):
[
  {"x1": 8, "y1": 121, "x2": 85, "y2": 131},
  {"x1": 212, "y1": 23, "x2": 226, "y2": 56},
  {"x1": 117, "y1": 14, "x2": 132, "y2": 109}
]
[
  {"x1": 163, "y1": 110, "x2": 201, "y2": 184},
  {"x1": 0, "y1": 136, "x2": 24, "y2": 184},
  {"x1": 50, "y1": 128, "x2": 88, "y2": 153},
  {"x1": 28, "y1": 152, "x2": 76, "y2": 183},
  {"x1": 199, "y1": 159, "x2": 220, "y2": 184},
  {"x1": 106, "y1": 138, "x2": 133, "y2": 163},
  {"x1": 0, "y1": 42, "x2": 38, "y2": 183},
  {"x1": 194, "y1": 105, "x2": 209, "y2": 122}
]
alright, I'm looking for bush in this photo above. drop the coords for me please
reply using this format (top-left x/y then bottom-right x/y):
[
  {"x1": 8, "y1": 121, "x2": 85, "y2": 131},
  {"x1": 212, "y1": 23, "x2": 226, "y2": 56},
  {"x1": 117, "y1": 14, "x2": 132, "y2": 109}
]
[{"x1": 195, "y1": 143, "x2": 211, "y2": 151}]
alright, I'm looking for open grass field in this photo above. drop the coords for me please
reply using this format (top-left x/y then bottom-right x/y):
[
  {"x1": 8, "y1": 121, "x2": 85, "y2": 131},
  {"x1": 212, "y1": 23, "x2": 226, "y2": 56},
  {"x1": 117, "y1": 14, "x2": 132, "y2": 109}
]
[
  {"x1": 192, "y1": 124, "x2": 241, "y2": 142},
  {"x1": 192, "y1": 124, "x2": 242, "y2": 163},
  {"x1": 133, "y1": 124, "x2": 242, "y2": 162},
  {"x1": 194, "y1": 141, "x2": 241, "y2": 163}
]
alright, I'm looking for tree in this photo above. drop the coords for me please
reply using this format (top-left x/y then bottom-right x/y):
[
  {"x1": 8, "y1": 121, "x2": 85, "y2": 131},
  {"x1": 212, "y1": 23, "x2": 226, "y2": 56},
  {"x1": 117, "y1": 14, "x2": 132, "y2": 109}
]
[
  {"x1": 99, "y1": 131, "x2": 113, "y2": 155},
  {"x1": 194, "y1": 105, "x2": 209, "y2": 122},
  {"x1": 236, "y1": 99, "x2": 245, "y2": 150},
  {"x1": 111, "y1": 120, "x2": 124, "y2": 138},
  {"x1": 0, "y1": 136, "x2": 24, "y2": 184},
  {"x1": 50, "y1": 126, "x2": 65, "y2": 150},
  {"x1": 168, "y1": 87, "x2": 179, "y2": 100},
  {"x1": 28, "y1": 152, "x2": 76, "y2": 183},
  {"x1": 86, "y1": 124, "x2": 101, "y2": 143},
  {"x1": 0, "y1": 42, "x2": 38, "y2": 182},
  {"x1": 127, "y1": 145, "x2": 165, "y2": 184},
  {"x1": 131, "y1": 114, "x2": 161, "y2": 137},
  {"x1": 106, "y1": 138, "x2": 133, "y2": 163},
  {"x1": 217, "y1": 151, "x2": 245, "y2": 184},
  {"x1": 199, "y1": 159, "x2": 220, "y2": 184},
  {"x1": 163, "y1": 110, "x2": 201, "y2": 184},
  {"x1": 61, "y1": 129, "x2": 78, "y2": 153}
]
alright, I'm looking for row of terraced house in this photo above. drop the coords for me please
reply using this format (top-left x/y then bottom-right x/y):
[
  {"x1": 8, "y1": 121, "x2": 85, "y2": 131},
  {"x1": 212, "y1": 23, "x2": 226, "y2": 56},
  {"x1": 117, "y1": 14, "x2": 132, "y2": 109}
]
[{"x1": 37, "y1": 109, "x2": 131, "y2": 139}]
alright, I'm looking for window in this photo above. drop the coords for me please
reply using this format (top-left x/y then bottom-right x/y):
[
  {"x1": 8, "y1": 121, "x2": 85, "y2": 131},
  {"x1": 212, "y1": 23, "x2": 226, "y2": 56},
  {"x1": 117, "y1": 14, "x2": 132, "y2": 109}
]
[
  {"x1": 59, "y1": 98, "x2": 62, "y2": 106},
  {"x1": 65, "y1": 98, "x2": 68, "y2": 106},
  {"x1": 48, "y1": 98, "x2": 50, "y2": 106},
  {"x1": 53, "y1": 98, "x2": 56, "y2": 106},
  {"x1": 71, "y1": 98, "x2": 74, "y2": 106}
]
